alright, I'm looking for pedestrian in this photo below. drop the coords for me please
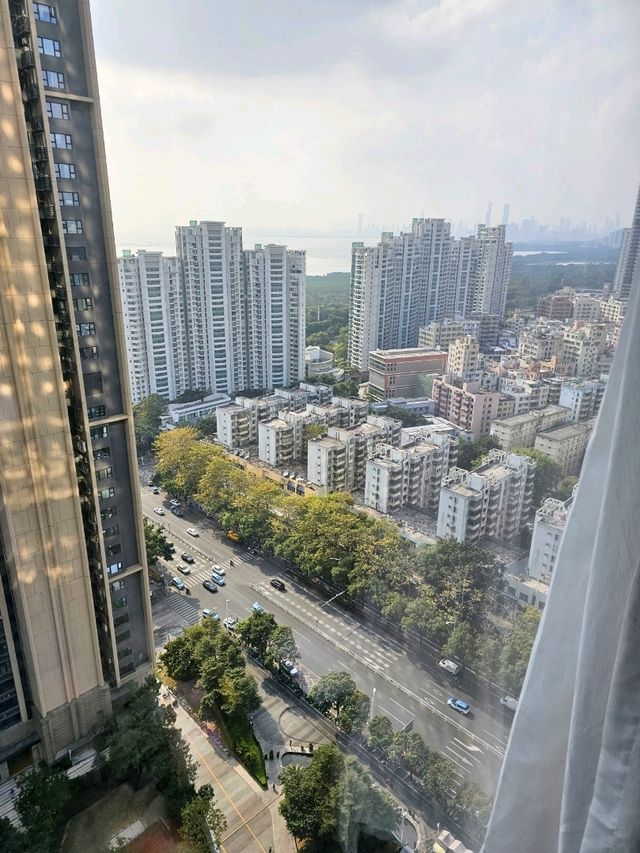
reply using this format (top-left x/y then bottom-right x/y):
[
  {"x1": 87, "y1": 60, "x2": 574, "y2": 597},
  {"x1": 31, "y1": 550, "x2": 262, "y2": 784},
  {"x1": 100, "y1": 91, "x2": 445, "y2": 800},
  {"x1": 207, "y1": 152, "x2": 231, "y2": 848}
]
[
  {"x1": 289, "y1": 739, "x2": 292, "y2": 746},
  {"x1": 272, "y1": 783, "x2": 276, "y2": 792}
]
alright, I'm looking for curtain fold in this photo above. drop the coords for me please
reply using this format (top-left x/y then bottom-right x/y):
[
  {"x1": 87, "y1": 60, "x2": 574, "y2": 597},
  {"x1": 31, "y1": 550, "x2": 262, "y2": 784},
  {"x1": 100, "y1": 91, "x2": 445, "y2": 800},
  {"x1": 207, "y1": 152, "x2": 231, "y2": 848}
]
[{"x1": 482, "y1": 274, "x2": 640, "y2": 853}]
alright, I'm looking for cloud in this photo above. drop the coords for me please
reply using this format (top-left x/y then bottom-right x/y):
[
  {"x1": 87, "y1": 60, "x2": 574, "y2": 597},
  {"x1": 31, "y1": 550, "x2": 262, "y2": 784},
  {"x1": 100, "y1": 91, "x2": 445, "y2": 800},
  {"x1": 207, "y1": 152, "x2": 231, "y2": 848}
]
[{"x1": 91, "y1": 0, "x2": 640, "y2": 252}]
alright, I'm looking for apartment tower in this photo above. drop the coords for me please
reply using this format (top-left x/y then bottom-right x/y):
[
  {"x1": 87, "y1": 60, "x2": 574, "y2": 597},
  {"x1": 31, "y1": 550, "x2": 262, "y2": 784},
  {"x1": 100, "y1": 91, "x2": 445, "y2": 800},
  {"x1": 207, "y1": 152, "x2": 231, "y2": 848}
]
[
  {"x1": 0, "y1": 0, "x2": 153, "y2": 776},
  {"x1": 612, "y1": 182, "x2": 640, "y2": 300}
]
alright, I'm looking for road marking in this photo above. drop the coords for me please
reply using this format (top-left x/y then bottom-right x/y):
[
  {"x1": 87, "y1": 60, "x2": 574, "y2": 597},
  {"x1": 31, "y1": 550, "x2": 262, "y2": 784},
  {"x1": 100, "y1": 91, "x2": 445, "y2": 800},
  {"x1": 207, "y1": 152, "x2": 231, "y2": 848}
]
[
  {"x1": 445, "y1": 744, "x2": 474, "y2": 767},
  {"x1": 387, "y1": 696, "x2": 412, "y2": 716},
  {"x1": 483, "y1": 728, "x2": 509, "y2": 746},
  {"x1": 451, "y1": 738, "x2": 483, "y2": 763},
  {"x1": 336, "y1": 659, "x2": 354, "y2": 674},
  {"x1": 378, "y1": 704, "x2": 405, "y2": 725},
  {"x1": 452, "y1": 737, "x2": 483, "y2": 754},
  {"x1": 443, "y1": 750, "x2": 471, "y2": 773}
]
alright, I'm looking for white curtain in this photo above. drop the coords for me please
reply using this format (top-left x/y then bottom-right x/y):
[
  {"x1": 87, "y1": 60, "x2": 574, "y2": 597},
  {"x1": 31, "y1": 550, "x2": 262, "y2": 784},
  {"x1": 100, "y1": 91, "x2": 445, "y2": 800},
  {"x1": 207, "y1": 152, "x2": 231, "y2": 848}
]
[{"x1": 482, "y1": 274, "x2": 640, "y2": 853}]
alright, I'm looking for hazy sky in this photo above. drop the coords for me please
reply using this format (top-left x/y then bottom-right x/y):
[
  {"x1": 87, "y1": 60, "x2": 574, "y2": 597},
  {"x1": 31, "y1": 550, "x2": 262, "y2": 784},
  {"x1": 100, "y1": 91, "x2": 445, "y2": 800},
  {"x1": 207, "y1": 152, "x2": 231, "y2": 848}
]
[{"x1": 91, "y1": 0, "x2": 640, "y2": 251}]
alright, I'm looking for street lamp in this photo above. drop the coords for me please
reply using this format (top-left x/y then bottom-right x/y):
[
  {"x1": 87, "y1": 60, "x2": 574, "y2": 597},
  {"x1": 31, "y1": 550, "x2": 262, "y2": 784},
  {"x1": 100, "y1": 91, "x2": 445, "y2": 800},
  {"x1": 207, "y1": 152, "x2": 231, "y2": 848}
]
[
  {"x1": 369, "y1": 686, "x2": 376, "y2": 720},
  {"x1": 225, "y1": 599, "x2": 229, "y2": 621}
]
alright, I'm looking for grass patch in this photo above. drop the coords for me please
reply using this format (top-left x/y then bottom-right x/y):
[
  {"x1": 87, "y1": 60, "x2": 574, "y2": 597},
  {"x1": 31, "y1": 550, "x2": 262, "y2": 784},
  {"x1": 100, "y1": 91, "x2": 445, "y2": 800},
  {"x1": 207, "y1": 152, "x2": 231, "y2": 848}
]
[{"x1": 205, "y1": 703, "x2": 267, "y2": 788}]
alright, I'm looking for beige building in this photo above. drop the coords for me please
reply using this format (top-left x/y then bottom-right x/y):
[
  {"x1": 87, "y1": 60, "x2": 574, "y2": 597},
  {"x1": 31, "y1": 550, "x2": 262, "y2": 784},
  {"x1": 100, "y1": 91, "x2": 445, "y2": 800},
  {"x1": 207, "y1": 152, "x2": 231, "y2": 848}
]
[
  {"x1": 0, "y1": 0, "x2": 153, "y2": 776},
  {"x1": 418, "y1": 320, "x2": 465, "y2": 351},
  {"x1": 534, "y1": 419, "x2": 596, "y2": 475},
  {"x1": 490, "y1": 405, "x2": 570, "y2": 450},
  {"x1": 447, "y1": 336, "x2": 480, "y2": 381},
  {"x1": 432, "y1": 375, "x2": 501, "y2": 437}
]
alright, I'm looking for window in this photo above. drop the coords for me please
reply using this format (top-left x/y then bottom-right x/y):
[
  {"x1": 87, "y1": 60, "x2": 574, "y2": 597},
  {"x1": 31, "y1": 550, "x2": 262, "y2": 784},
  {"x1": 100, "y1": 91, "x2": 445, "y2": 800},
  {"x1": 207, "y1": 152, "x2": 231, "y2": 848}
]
[
  {"x1": 116, "y1": 629, "x2": 131, "y2": 643},
  {"x1": 79, "y1": 345, "x2": 98, "y2": 360},
  {"x1": 58, "y1": 191, "x2": 80, "y2": 207},
  {"x1": 33, "y1": 3, "x2": 57, "y2": 23},
  {"x1": 91, "y1": 425, "x2": 108, "y2": 440},
  {"x1": 37, "y1": 37, "x2": 61, "y2": 57},
  {"x1": 55, "y1": 163, "x2": 76, "y2": 180},
  {"x1": 76, "y1": 322, "x2": 95, "y2": 335},
  {"x1": 101, "y1": 506, "x2": 117, "y2": 520},
  {"x1": 95, "y1": 467, "x2": 112, "y2": 482},
  {"x1": 113, "y1": 612, "x2": 129, "y2": 627},
  {"x1": 73, "y1": 297, "x2": 93, "y2": 311},
  {"x1": 50, "y1": 131, "x2": 72, "y2": 149},
  {"x1": 93, "y1": 447, "x2": 111, "y2": 463},
  {"x1": 42, "y1": 70, "x2": 65, "y2": 89},
  {"x1": 87, "y1": 405, "x2": 105, "y2": 420},
  {"x1": 117, "y1": 646, "x2": 132, "y2": 661},
  {"x1": 107, "y1": 562, "x2": 123, "y2": 576},
  {"x1": 46, "y1": 100, "x2": 69, "y2": 120},
  {"x1": 103, "y1": 525, "x2": 120, "y2": 539},
  {"x1": 62, "y1": 219, "x2": 83, "y2": 234},
  {"x1": 70, "y1": 273, "x2": 89, "y2": 287},
  {"x1": 106, "y1": 543, "x2": 121, "y2": 558},
  {"x1": 110, "y1": 579, "x2": 125, "y2": 592},
  {"x1": 99, "y1": 487, "x2": 115, "y2": 500},
  {"x1": 67, "y1": 247, "x2": 86, "y2": 262},
  {"x1": 113, "y1": 596, "x2": 127, "y2": 609}
]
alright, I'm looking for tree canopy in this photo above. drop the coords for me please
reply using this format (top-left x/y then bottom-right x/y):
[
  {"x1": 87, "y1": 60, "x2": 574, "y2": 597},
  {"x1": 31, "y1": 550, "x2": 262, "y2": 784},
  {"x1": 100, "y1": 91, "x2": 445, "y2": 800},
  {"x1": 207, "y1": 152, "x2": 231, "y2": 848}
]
[
  {"x1": 499, "y1": 605, "x2": 542, "y2": 694},
  {"x1": 133, "y1": 394, "x2": 167, "y2": 450},
  {"x1": 144, "y1": 517, "x2": 171, "y2": 566},
  {"x1": 457, "y1": 435, "x2": 501, "y2": 470}
]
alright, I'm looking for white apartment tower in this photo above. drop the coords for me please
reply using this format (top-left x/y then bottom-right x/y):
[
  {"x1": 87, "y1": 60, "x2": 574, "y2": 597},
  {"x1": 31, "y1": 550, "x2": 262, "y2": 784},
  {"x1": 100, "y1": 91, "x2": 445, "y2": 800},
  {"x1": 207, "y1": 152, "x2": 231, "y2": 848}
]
[
  {"x1": 118, "y1": 251, "x2": 189, "y2": 403},
  {"x1": 348, "y1": 220, "x2": 513, "y2": 372},
  {"x1": 613, "y1": 183, "x2": 640, "y2": 300}
]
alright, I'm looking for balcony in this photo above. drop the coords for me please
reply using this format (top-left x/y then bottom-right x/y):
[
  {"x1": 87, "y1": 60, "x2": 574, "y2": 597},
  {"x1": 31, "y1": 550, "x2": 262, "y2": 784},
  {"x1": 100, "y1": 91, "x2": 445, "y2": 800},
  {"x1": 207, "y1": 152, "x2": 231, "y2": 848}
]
[
  {"x1": 20, "y1": 48, "x2": 35, "y2": 70},
  {"x1": 43, "y1": 234, "x2": 60, "y2": 249},
  {"x1": 31, "y1": 146, "x2": 49, "y2": 164},
  {"x1": 13, "y1": 15, "x2": 30, "y2": 39},
  {"x1": 35, "y1": 174, "x2": 52, "y2": 191},
  {"x1": 39, "y1": 203, "x2": 56, "y2": 220}
]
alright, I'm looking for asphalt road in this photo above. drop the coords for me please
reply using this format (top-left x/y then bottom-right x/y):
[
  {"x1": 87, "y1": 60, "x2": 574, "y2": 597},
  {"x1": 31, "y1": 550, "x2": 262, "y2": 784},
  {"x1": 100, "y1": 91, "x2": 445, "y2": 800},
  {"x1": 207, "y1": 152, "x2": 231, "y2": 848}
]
[{"x1": 140, "y1": 467, "x2": 509, "y2": 795}]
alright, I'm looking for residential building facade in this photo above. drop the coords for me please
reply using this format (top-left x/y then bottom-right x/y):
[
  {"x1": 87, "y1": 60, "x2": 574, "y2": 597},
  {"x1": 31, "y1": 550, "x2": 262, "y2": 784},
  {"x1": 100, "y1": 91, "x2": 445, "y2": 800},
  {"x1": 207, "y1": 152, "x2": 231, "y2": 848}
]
[
  {"x1": 367, "y1": 347, "x2": 448, "y2": 401},
  {"x1": 528, "y1": 493, "x2": 575, "y2": 583},
  {"x1": 533, "y1": 419, "x2": 596, "y2": 475},
  {"x1": 0, "y1": 0, "x2": 153, "y2": 774},
  {"x1": 432, "y1": 375, "x2": 501, "y2": 436},
  {"x1": 558, "y1": 378, "x2": 606, "y2": 422},
  {"x1": 490, "y1": 405, "x2": 570, "y2": 450},
  {"x1": 613, "y1": 182, "x2": 640, "y2": 299}
]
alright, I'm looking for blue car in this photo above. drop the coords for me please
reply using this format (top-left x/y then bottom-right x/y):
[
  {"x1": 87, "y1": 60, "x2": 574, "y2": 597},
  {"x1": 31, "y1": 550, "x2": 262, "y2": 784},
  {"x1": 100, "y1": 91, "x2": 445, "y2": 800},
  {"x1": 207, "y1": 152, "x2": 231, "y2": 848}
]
[
  {"x1": 210, "y1": 571, "x2": 226, "y2": 587},
  {"x1": 447, "y1": 696, "x2": 470, "y2": 716},
  {"x1": 251, "y1": 601, "x2": 266, "y2": 615}
]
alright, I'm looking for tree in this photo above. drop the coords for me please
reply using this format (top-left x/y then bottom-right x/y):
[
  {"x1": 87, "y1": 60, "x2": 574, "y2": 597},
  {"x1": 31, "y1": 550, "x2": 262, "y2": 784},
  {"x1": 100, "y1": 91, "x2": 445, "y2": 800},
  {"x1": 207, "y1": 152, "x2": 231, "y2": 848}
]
[
  {"x1": 219, "y1": 480, "x2": 284, "y2": 545},
  {"x1": 499, "y1": 605, "x2": 542, "y2": 694},
  {"x1": 0, "y1": 818, "x2": 24, "y2": 853},
  {"x1": 106, "y1": 677, "x2": 196, "y2": 819},
  {"x1": 385, "y1": 405, "x2": 422, "y2": 427},
  {"x1": 513, "y1": 447, "x2": 563, "y2": 507},
  {"x1": 269, "y1": 625, "x2": 298, "y2": 663},
  {"x1": 279, "y1": 743, "x2": 344, "y2": 844},
  {"x1": 196, "y1": 452, "x2": 251, "y2": 516},
  {"x1": 133, "y1": 394, "x2": 167, "y2": 449},
  {"x1": 154, "y1": 428, "x2": 219, "y2": 499},
  {"x1": 144, "y1": 517, "x2": 169, "y2": 566},
  {"x1": 218, "y1": 670, "x2": 261, "y2": 717},
  {"x1": 15, "y1": 763, "x2": 73, "y2": 853},
  {"x1": 551, "y1": 474, "x2": 578, "y2": 502},
  {"x1": 180, "y1": 789, "x2": 227, "y2": 851},
  {"x1": 337, "y1": 689, "x2": 370, "y2": 735},
  {"x1": 308, "y1": 671, "x2": 357, "y2": 715},
  {"x1": 193, "y1": 415, "x2": 217, "y2": 438},
  {"x1": 336, "y1": 756, "x2": 398, "y2": 853},
  {"x1": 456, "y1": 435, "x2": 500, "y2": 470},
  {"x1": 236, "y1": 611, "x2": 277, "y2": 657},
  {"x1": 173, "y1": 388, "x2": 210, "y2": 404},
  {"x1": 162, "y1": 620, "x2": 222, "y2": 682},
  {"x1": 367, "y1": 715, "x2": 394, "y2": 755},
  {"x1": 441, "y1": 622, "x2": 478, "y2": 668}
]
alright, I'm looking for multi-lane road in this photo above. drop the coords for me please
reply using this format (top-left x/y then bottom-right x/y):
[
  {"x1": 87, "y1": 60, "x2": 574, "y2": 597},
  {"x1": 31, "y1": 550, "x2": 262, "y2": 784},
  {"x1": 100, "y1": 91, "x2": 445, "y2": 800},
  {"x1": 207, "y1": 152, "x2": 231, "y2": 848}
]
[{"x1": 140, "y1": 470, "x2": 509, "y2": 794}]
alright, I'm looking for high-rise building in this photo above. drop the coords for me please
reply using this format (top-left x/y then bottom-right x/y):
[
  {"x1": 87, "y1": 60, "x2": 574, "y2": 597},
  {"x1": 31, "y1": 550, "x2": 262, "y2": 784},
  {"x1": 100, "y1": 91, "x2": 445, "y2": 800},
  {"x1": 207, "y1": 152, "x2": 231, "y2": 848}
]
[
  {"x1": 612, "y1": 183, "x2": 640, "y2": 299},
  {"x1": 175, "y1": 224, "x2": 305, "y2": 395},
  {"x1": 118, "y1": 251, "x2": 188, "y2": 403},
  {"x1": 0, "y1": 0, "x2": 153, "y2": 773},
  {"x1": 347, "y1": 220, "x2": 512, "y2": 372}
]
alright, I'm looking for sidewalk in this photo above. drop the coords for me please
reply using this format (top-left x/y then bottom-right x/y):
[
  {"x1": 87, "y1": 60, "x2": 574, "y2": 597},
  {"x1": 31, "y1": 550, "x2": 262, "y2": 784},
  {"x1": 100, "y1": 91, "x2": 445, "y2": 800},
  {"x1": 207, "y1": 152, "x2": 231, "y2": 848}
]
[{"x1": 162, "y1": 693, "x2": 295, "y2": 853}]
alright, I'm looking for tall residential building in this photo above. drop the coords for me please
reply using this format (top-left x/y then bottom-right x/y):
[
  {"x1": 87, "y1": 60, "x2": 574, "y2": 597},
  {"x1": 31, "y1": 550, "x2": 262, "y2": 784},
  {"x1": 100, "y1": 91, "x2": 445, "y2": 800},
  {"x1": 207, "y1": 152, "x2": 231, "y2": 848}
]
[
  {"x1": 437, "y1": 451, "x2": 536, "y2": 545},
  {"x1": 528, "y1": 492, "x2": 575, "y2": 583},
  {"x1": 0, "y1": 0, "x2": 153, "y2": 773},
  {"x1": 348, "y1": 220, "x2": 512, "y2": 372},
  {"x1": 118, "y1": 251, "x2": 188, "y2": 403},
  {"x1": 447, "y1": 336, "x2": 480, "y2": 381},
  {"x1": 613, "y1": 183, "x2": 640, "y2": 299},
  {"x1": 175, "y1": 224, "x2": 306, "y2": 395},
  {"x1": 432, "y1": 375, "x2": 501, "y2": 437}
]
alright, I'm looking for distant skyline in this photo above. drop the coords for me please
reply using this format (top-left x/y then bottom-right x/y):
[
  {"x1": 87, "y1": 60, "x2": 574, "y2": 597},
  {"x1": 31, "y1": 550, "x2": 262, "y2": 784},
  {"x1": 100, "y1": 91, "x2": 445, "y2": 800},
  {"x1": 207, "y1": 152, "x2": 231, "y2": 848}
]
[{"x1": 91, "y1": 0, "x2": 640, "y2": 253}]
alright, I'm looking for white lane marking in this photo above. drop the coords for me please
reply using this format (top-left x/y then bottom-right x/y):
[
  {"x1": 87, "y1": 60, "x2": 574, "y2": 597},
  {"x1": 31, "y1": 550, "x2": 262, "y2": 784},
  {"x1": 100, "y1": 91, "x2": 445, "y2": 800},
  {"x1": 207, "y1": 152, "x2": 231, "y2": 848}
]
[
  {"x1": 451, "y1": 738, "x2": 483, "y2": 763},
  {"x1": 336, "y1": 659, "x2": 354, "y2": 674},
  {"x1": 445, "y1": 745, "x2": 473, "y2": 767},
  {"x1": 483, "y1": 728, "x2": 509, "y2": 746},
  {"x1": 378, "y1": 705, "x2": 405, "y2": 725},
  {"x1": 452, "y1": 737, "x2": 483, "y2": 754},
  {"x1": 443, "y1": 750, "x2": 471, "y2": 773},
  {"x1": 388, "y1": 696, "x2": 412, "y2": 716}
]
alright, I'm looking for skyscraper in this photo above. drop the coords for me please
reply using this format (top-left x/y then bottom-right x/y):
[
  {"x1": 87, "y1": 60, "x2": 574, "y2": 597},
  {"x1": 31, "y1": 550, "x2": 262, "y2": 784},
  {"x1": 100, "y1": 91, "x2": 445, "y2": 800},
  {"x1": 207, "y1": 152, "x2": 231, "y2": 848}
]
[
  {"x1": 612, "y1": 183, "x2": 640, "y2": 299},
  {"x1": 118, "y1": 250, "x2": 188, "y2": 404},
  {"x1": 0, "y1": 0, "x2": 153, "y2": 772},
  {"x1": 173, "y1": 223, "x2": 306, "y2": 396},
  {"x1": 347, "y1": 220, "x2": 512, "y2": 372}
]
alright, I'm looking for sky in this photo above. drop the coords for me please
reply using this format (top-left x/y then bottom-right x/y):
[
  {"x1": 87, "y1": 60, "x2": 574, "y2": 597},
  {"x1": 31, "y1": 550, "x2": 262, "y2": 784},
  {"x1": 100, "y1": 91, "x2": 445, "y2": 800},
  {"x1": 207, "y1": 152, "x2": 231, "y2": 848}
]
[{"x1": 90, "y1": 0, "x2": 640, "y2": 256}]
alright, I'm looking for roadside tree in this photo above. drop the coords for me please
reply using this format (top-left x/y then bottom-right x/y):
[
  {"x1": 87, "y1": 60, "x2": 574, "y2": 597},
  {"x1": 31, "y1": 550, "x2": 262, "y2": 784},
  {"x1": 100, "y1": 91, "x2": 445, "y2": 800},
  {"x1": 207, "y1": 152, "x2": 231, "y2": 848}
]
[
  {"x1": 367, "y1": 715, "x2": 394, "y2": 755},
  {"x1": 308, "y1": 670, "x2": 357, "y2": 715}
]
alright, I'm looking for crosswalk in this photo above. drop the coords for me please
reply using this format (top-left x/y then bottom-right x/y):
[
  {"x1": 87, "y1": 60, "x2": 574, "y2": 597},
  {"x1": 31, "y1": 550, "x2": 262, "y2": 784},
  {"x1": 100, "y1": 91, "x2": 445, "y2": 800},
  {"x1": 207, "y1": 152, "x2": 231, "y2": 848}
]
[{"x1": 252, "y1": 581, "x2": 402, "y2": 673}]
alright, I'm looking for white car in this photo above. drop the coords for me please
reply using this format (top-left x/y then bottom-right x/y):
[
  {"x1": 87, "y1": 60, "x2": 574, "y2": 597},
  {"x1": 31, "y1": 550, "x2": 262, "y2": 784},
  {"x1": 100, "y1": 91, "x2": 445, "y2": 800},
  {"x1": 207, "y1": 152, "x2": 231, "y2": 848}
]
[
  {"x1": 186, "y1": 527, "x2": 199, "y2": 537},
  {"x1": 438, "y1": 658, "x2": 462, "y2": 676},
  {"x1": 211, "y1": 563, "x2": 226, "y2": 575},
  {"x1": 223, "y1": 616, "x2": 238, "y2": 632},
  {"x1": 153, "y1": 507, "x2": 165, "y2": 516},
  {"x1": 280, "y1": 659, "x2": 299, "y2": 677}
]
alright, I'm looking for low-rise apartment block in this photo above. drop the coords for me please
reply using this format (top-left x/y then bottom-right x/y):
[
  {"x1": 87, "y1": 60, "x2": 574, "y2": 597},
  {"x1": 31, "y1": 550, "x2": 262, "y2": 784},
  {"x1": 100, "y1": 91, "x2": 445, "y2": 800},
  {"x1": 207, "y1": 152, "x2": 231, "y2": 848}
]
[
  {"x1": 418, "y1": 320, "x2": 465, "y2": 351},
  {"x1": 447, "y1": 336, "x2": 480, "y2": 381},
  {"x1": 533, "y1": 419, "x2": 596, "y2": 475},
  {"x1": 536, "y1": 288, "x2": 574, "y2": 320},
  {"x1": 517, "y1": 322, "x2": 565, "y2": 362},
  {"x1": 528, "y1": 493, "x2": 574, "y2": 583},
  {"x1": 558, "y1": 378, "x2": 606, "y2": 422},
  {"x1": 432, "y1": 375, "x2": 501, "y2": 437},
  {"x1": 367, "y1": 347, "x2": 448, "y2": 401},
  {"x1": 365, "y1": 433, "x2": 458, "y2": 515},
  {"x1": 490, "y1": 405, "x2": 570, "y2": 450},
  {"x1": 307, "y1": 437, "x2": 348, "y2": 492},
  {"x1": 437, "y1": 450, "x2": 536, "y2": 545}
]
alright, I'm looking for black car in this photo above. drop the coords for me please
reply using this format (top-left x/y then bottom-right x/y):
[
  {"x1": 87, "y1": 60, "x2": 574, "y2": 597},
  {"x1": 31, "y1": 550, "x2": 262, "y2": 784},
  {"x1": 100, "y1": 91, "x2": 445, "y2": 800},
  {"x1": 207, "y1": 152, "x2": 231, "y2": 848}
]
[
  {"x1": 202, "y1": 580, "x2": 217, "y2": 593},
  {"x1": 270, "y1": 578, "x2": 286, "y2": 591},
  {"x1": 181, "y1": 553, "x2": 195, "y2": 564},
  {"x1": 171, "y1": 507, "x2": 184, "y2": 517}
]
